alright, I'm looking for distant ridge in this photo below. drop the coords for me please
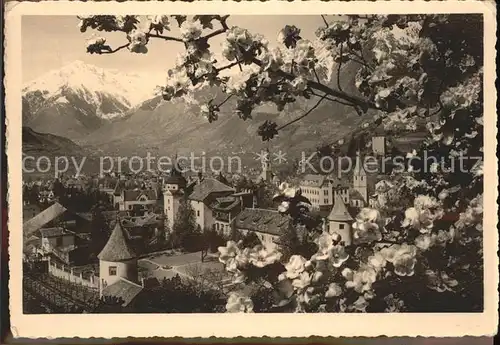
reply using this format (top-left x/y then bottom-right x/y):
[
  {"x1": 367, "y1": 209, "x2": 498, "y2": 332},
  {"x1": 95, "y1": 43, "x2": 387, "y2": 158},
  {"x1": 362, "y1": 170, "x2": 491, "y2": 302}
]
[{"x1": 22, "y1": 126, "x2": 82, "y2": 155}]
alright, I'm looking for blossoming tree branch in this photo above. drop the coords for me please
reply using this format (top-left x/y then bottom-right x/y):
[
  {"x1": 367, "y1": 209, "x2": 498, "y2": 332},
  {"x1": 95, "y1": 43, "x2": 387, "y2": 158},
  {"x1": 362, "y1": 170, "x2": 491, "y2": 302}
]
[{"x1": 80, "y1": 14, "x2": 484, "y2": 313}]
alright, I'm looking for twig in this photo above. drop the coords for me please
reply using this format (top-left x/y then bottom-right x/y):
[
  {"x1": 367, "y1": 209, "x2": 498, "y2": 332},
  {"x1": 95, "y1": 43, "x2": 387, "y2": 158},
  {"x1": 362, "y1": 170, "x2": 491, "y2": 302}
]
[
  {"x1": 217, "y1": 94, "x2": 233, "y2": 108},
  {"x1": 310, "y1": 90, "x2": 354, "y2": 107},
  {"x1": 376, "y1": 239, "x2": 402, "y2": 245},
  {"x1": 277, "y1": 94, "x2": 327, "y2": 131},
  {"x1": 348, "y1": 55, "x2": 373, "y2": 69},
  {"x1": 204, "y1": 28, "x2": 228, "y2": 41},
  {"x1": 147, "y1": 33, "x2": 183, "y2": 42},
  {"x1": 337, "y1": 43, "x2": 344, "y2": 92},
  {"x1": 215, "y1": 61, "x2": 242, "y2": 73},
  {"x1": 313, "y1": 68, "x2": 321, "y2": 83},
  {"x1": 203, "y1": 15, "x2": 230, "y2": 40},
  {"x1": 192, "y1": 61, "x2": 243, "y2": 85},
  {"x1": 100, "y1": 43, "x2": 130, "y2": 54},
  {"x1": 321, "y1": 15, "x2": 329, "y2": 27}
]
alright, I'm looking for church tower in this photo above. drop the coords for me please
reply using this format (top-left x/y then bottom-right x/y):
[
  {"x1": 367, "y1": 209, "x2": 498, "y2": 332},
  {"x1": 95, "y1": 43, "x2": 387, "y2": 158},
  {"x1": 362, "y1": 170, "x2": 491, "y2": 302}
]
[
  {"x1": 259, "y1": 147, "x2": 272, "y2": 183},
  {"x1": 328, "y1": 194, "x2": 354, "y2": 245},
  {"x1": 353, "y1": 151, "x2": 368, "y2": 204},
  {"x1": 98, "y1": 219, "x2": 138, "y2": 297},
  {"x1": 163, "y1": 156, "x2": 187, "y2": 230}
]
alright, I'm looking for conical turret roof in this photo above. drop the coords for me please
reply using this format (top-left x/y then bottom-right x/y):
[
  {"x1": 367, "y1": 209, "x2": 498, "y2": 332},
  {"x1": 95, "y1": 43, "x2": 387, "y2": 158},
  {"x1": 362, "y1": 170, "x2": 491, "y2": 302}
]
[
  {"x1": 328, "y1": 194, "x2": 354, "y2": 222},
  {"x1": 98, "y1": 220, "x2": 136, "y2": 262}
]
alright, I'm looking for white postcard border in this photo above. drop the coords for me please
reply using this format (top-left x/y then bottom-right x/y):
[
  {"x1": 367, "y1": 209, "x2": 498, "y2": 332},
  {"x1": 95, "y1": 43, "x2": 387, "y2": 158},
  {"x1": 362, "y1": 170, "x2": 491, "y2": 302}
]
[{"x1": 5, "y1": 0, "x2": 498, "y2": 338}]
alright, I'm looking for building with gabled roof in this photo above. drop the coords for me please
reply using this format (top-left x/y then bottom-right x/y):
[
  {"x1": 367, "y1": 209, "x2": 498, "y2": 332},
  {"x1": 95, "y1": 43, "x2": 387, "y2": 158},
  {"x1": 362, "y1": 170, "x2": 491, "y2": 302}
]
[
  {"x1": 112, "y1": 179, "x2": 142, "y2": 208},
  {"x1": 210, "y1": 193, "x2": 253, "y2": 235},
  {"x1": 350, "y1": 189, "x2": 366, "y2": 208},
  {"x1": 189, "y1": 178, "x2": 234, "y2": 202},
  {"x1": 302, "y1": 174, "x2": 329, "y2": 188},
  {"x1": 233, "y1": 208, "x2": 289, "y2": 247},
  {"x1": 23, "y1": 203, "x2": 41, "y2": 223},
  {"x1": 188, "y1": 177, "x2": 235, "y2": 230},
  {"x1": 164, "y1": 171, "x2": 237, "y2": 231},
  {"x1": 101, "y1": 277, "x2": 144, "y2": 307},
  {"x1": 118, "y1": 189, "x2": 159, "y2": 212},
  {"x1": 23, "y1": 202, "x2": 67, "y2": 237},
  {"x1": 300, "y1": 174, "x2": 333, "y2": 209},
  {"x1": 300, "y1": 173, "x2": 353, "y2": 209}
]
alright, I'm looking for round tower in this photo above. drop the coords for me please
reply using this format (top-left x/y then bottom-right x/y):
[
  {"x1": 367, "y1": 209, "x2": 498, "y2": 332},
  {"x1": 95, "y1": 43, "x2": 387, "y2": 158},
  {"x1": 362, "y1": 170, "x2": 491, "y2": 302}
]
[
  {"x1": 97, "y1": 220, "x2": 138, "y2": 297},
  {"x1": 328, "y1": 194, "x2": 354, "y2": 246}
]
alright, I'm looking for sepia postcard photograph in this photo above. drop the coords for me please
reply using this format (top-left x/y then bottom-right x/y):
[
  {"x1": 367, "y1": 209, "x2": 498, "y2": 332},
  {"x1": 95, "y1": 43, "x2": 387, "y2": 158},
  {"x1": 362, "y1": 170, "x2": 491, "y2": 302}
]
[{"x1": 5, "y1": 0, "x2": 498, "y2": 339}]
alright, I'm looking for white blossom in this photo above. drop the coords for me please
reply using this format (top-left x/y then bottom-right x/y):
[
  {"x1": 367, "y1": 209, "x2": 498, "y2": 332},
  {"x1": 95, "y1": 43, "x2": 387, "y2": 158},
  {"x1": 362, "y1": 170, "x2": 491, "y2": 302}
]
[
  {"x1": 179, "y1": 20, "x2": 203, "y2": 41},
  {"x1": 226, "y1": 291, "x2": 254, "y2": 313},
  {"x1": 284, "y1": 255, "x2": 307, "y2": 279}
]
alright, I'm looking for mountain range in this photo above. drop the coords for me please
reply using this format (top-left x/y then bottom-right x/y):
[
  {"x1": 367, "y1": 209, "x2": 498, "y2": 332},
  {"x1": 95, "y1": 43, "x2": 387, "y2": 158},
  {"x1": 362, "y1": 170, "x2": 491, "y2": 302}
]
[
  {"x1": 23, "y1": 60, "x2": 163, "y2": 139},
  {"x1": 23, "y1": 60, "x2": 394, "y2": 167}
]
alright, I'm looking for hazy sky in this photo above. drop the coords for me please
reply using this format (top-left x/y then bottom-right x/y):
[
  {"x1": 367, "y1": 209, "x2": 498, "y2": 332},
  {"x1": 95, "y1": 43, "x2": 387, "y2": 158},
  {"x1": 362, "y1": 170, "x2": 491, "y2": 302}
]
[{"x1": 22, "y1": 15, "x2": 329, "y2": 83}]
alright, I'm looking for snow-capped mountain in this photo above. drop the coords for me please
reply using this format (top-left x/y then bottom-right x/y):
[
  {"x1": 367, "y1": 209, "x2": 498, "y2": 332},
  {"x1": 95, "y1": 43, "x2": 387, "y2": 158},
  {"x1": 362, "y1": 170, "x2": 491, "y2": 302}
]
[{"x1": 22, "y1": 60, "x2": 164, "y2": 139}]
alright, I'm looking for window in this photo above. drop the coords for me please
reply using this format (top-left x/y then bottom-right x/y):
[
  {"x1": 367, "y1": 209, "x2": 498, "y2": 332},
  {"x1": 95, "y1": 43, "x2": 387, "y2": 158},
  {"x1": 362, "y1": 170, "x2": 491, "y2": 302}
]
[
  {"x1": 197, "y1": 210, "x2": 200, "y2": 217},
  {"x1": 109, "y1": 266, "x2": 117, "y2": 276},
  {"x1": 128, "y1": 205, "x2": 133, "y2": 210},
  {"x1": 324, "y1": 190, "x2": 328, "y2": 196},
  {"x1": 167, "y1": 199, "x2": 170, "y2": 204},
  {"x1": 339, "y1": 224, "x2": 345, "y2": 230},
  {"x1": 168, "y1": 206, "x2": 170, "y2": 211},
  {"x1": 324, "y1": 199, "x2": 328, "y2": 204}
]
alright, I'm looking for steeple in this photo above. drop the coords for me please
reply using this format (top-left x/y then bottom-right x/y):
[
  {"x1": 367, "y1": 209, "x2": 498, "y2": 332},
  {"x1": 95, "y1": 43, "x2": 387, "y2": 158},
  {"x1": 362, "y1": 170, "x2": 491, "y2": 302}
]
[
  {"x1": 98, "y1": 219, "x2": 136, "y2": 262},
  {"x1": 260, "y1": 146, "x2": 272, "y2": 182},
  {"x1": 353, "y1": 150, "x2": 368, "y2": 204},
  {"x1": 171, "y1": 153, "x2": 183, "y2": 177},
  {"x1": 353, "y1": 150, "x2": 366, "y2": 176},
  {"x1": 164, "y1": 153, "x2": 187, "y2": 190}
]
